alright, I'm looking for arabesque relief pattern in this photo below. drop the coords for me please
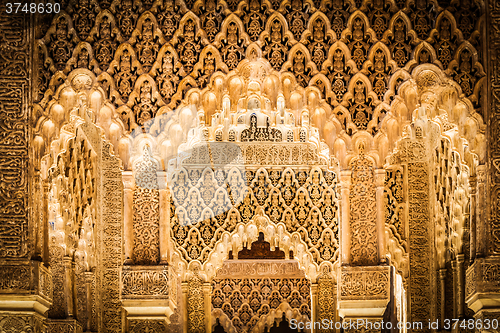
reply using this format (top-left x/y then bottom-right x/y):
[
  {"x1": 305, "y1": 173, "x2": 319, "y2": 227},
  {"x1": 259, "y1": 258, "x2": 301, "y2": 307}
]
[
  {"x1": 132, "y1": 146, "x2": 161, "y2": 265},
  {"x1": 489, "y1": 0, "x2": 500, "y2": 256},
  {"x1": 211, "y1": 260, "x2": 311, "y2": 333},
  {"x1": 170, "y1": 167, "x2": 340, "y2": 266},
  {"x1": 0, "y1": 0, "x2": 30, "y2": 261},
  {"x1": 2, "y1": 0, "x2": 499, "y2": 332},
  {"x1": 349, "y1": 152, "x2": 378, "y2": 266},
  {"x1": 34, "y1": 0, "x2": 486, "y2": 141}
]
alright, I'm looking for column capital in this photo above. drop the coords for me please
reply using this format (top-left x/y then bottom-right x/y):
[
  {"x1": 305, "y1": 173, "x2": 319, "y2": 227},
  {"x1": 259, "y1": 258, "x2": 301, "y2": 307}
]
[
  {"x1": 157, "y1": 171, "x2": 169, "y2": 189},
  {"x1": 338, "y1": 265, "x2": 391, "y2": 318},
  {"x1": 122, "y1": 171, "x2": 134, "y2": 189},
  {"x1": 121, "y1": 265, "x2": 176, "y2": 322},
  {"x1": 0, "y1": 260, "x2": 53, "y2": 315},
  {"x1": 374, "y1": 169, "x2": 386, "y2": 187},
  {"x1": 466, "y1": 257, "x2": 500, "y2": 313},
  {"x1": 339, "y1": 170, "x2": 351, "y2": 185}
]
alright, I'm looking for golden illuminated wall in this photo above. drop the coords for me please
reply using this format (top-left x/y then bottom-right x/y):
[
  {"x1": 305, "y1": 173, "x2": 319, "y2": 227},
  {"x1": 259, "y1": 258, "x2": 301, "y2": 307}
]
[{"x1": 1, "y1": 0, "x2": 500, "y2": 332}]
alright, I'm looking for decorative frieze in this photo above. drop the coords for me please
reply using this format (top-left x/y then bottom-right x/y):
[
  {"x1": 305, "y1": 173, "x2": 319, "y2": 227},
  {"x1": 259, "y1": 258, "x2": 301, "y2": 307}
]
[
  {"x1": 0, "y1": 265, "x2": 30, "y2": 291},
  {"x1": 98, "y1": 142, "x2": 124, "y2": 333},
  {"x1": 339, "y1": 266, "x2": 391, "y2": 300},
  {"x1": 0, "y1": 314, "x2": 46, "y2": 333},
  {"x1": 128, "y1": 319, "x2": 166, "y2": 333},
  {"x1": 0, "y1": 260, "x2": 52, "y2": 302},
  {"x1": 338, "y1": 266, "x2": 392, "y2": 321},
  {"x1": 187, "y1": 274, "x2": 205, "y2": 333},
  {"x1": 180, "y1": 142, "x2": 328, "y2": 168},
  {"x1": 214, "y1": 260, "x2": 305, "y2": 278},
  {"x1": 466, "y1": 258, "x2": 500, "y2": 312},
  {"x1": 0, "y1": 5, "x2": 30, "y2": 261},
  {"x1": 317, "y1": 268, "x2": 336, "y2": 333},
  {"x1": 121, "y1": 266, "x2": 172, "y2": 299},
  {"x1": 408, "y1": 160, "x2": 434, "y2": 328},
  {"x1": 47, "y1": 319, "x2": 83, "y2": 333}
]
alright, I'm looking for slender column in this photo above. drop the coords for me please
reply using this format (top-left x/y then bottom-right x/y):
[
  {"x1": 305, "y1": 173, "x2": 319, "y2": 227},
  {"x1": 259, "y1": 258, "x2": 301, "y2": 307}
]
[
  {"x1": 182, "y1": 282, "x2": 189, "y2": 333},
  {"x1": 122, "y1": 171, "x2": 134, "y2": 264},
  {"x1": 469, "y1": 176, "x2": 477, "y2": 262},
  {"x1": 85, "y1": 276, "x2": 90, "y2": 332},
  {"x1": 34, "y1": 171, "x2": 43, "y2": 259},
  {"x1": 158, "y1": 172, "x2": 169, "y2": 264},
  {"x1": 438, "y1": 269, "x2": 446, "y2": 329},
  {"x1": 85, "y1": 271, "x2": 96, "y2": 332},
  {"x1": 475, "y1": 166, "x2": 486, "y2": 258},
  {"x1": 203, "y1": 282, "x2": 212, "y2": 333},
  {"x1": 310, "y1": 283, "x2": 318, "y2": 329},
  {"x1": 456, "y1": 254, "x2": 465, "y2": 318},
  {"x1": 451, "y1": 260, "x2": 458, "y2": 319},
  {"x1": 339, "y1": 171, "x2": 351, "y2": 265},
  {"x1": 42, "y1": 179, "x2": 50, "y2": 263},
  {"x1": 63, "y1": 257, "x2": 74, "y2": 318},
  {"x1": 375, "y1": 169, "x2": 386, "y2": 264}
]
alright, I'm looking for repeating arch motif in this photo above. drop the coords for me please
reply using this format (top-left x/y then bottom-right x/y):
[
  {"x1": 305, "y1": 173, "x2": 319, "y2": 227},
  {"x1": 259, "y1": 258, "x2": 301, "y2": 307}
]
[
  {"x1": 35, "y1": 0, "x2": 486, "y2": 153},
  {"x1": 170, "y1": 166, "x2": 340, "y2": 269}
]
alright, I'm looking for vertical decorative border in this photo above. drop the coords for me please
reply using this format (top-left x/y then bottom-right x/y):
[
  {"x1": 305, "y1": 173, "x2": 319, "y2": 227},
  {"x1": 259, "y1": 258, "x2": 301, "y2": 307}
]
[
  {"x1": 317, "y1": 272, "x2": 336, "y2": 333},
  {"x1": 187, "y1": 274, "x2": 205, "y2": 333},
  {"x1": 408, "y1": 161, "x2": 433, "y2": 330},
  {"x1": 349, "y1": 154, "x2": 378, "y2": 266},
  {"x1": 0, "y1": 9, "x2": 30, "y2": 259},
  {"x1": 98, "y1": 141, "x2": 123, "y2": 332},
  {"x1": 488, "y1": 0, "x2": 500, "y2": 255}
]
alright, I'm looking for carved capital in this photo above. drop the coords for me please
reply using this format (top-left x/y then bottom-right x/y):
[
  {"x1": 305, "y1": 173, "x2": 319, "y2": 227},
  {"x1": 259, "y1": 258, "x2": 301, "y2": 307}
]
[
  {"x1": 128, "y1": 319, "x2": 167, "y2": 333},
  {"x1": 339, "y1": 171, "x2": 351, "y2": 187},
  {"x1": 0, "y1": 260, "x2": 52, "y2": 312},
  {"x1": 47, "y1": 319, "x2": 83, "y2": 333},
  {"x1": 473, "y1": 309, "x2": 500, "y2": 333},
  {"x1": 121, "y1": 265, "x2": 173, "y2": 299},
  {"x1": 466, "y1": 257, "x2": 500, "y2": 313},
  {"x1": 122, "y1": 171, "x2": 135, "y2": 190},
  {"x1": 394, "y1": 139, "x2": 428, "y2": 163},
  {"x1": 121, "y1": 266, "x2": 175, "y2": 322},
  {"x1": 338, "y1": 266, "x2": 391, "y2": 318},
  {"x1": 0, "y1": 314, "x2": 46, "y2": 333},
  {"x1": 374, "y1": 169, "x2": 386, "y2": 187}
]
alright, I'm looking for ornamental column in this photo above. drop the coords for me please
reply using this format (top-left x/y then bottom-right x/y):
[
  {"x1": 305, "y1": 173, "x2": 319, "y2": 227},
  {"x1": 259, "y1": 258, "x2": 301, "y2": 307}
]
[
  {"x1": 158, "y1": 171, "x2": 170, "y2": 264},
  {"x1": 465, "y1": 0, "x2": 500, "y2": 325},
  {"x1": 121, "y1": 147, "x2": 175, "y2": 331},
  {"x1": 338, "y1": 144, "x2": 391, "y2": 333},
  {"x1": 339, "y1": 171, "x2": 351, "y2": 265},
  {"x1": 315, "y1": 267, "x2": 337, "y2": 333},
  {"x1": 122, "y1": 171, "x2": 134, "y2": 264},
  {"x1": 375, "y1": 169, "x2": 387, "y2": 264}
]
